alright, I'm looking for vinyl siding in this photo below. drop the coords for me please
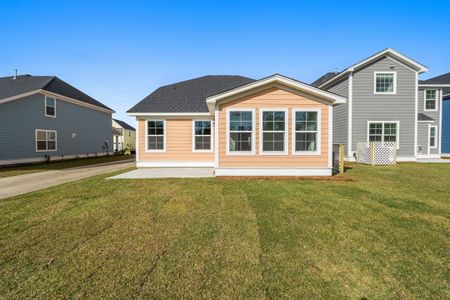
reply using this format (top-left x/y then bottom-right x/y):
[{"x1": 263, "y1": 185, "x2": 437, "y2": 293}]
[
  {"x1": 138, "y1": 118, "x2": 214, "y2": 162},
  {"x1": 418, "y1": 88, "x2": 440, "y2": 155},
  {"x1": 327, "y1": 77, "x2": 349, "y2": 150},
  {"x1": 218, "y1": 87, "x2": 330, "y2": 168},
  {"x1": 0, "y1": 94, "x2": 112, "y2": 162},
  {"x1": 352, "y1": 56, "x2": 416, "y2": 157},
  {"x1": 443, "y1": 99, "x2": 450, "y2": 154}
]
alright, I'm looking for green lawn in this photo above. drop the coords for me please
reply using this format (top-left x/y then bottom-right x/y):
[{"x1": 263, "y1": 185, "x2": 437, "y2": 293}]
[
  {"x1": 0, "y1": 163, "x2": 449, "y2": 299},
  {"x1": 0, "y1": 155, "x2": 134, "y2": 178}
]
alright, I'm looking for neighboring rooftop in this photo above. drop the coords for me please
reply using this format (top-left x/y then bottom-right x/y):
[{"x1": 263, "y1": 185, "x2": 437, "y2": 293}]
[
  {"x1": 311, "y1": 72, "x2": 340, "y2": 87},
  {"x1": 128, "y1": 75, "x2": 255, "y2": 113},
  {"x1": 113, "y1": 118, "x2": 135, "y2": 131},
  {"x1": 418, "y1": 113, "x2": 434, "y2": 121},
  {"x1": 420, "y1": 72, "x2": 450, "y2": 96},
  {"x1": 0, "y1": 74, "x2": 113, "y2": 111}
]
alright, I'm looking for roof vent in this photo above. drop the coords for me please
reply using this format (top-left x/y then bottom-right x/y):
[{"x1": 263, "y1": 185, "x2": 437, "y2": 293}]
[{"x1": 13, "y1": 69, "x2": 17, "y2": 80}]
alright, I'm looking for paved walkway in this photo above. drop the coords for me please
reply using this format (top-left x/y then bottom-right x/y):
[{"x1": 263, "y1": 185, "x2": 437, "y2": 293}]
[
  {"x1": 0, "y1": 160, "x2": 135, "y2": 199},
  {"x1": 109, "y1": 168, "x2": 214, "y2": 179}
]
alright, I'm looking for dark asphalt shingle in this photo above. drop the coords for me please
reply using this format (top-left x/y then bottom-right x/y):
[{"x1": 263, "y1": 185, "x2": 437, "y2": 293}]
[
  {"x1": 418, "y1": 113, "x2": 434, "y2": 121},
  {"x1": 127, "y1": 75, "x2": 255, "y2": 113},
  {"x1": 420, "y1": 72, "x2": 450, "y2": 96},
  {"x1": 0, "y1": 75, "x2": 113, "y2": 111},
  {"x1": 311, "y1": 72, "x2": 340, "y2": 87}
]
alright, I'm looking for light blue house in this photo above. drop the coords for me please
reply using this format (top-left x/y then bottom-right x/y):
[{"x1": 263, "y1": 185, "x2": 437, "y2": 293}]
[{"x1": 0, "y1": 75, "x2": 114, "y2": 165}]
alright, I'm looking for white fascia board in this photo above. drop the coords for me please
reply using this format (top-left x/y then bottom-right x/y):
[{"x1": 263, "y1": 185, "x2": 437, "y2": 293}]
[
  {"x1": 127, "y1": 112, "x2": 211, "y2": 117},
  {"x1": 206, "y1": 74, "x2": 347, "y2": 113},
  {"x1": 320, "y1": 48, "x2": 428, "y2": 88},
  {"x1": 418, "y1": 84, "x2": 450, "y2": 87}
]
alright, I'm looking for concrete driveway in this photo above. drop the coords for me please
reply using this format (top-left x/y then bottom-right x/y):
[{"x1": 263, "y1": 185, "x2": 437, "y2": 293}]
[
  {"x1": 109, "y1": 168, "x2": 214, "y2": 179},
  {"x1": 0, "y1": 160, "x2": 135, "y2": 199}
]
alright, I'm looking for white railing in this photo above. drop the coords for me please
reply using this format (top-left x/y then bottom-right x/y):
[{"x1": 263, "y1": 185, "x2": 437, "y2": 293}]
[{"x1": 356, "y1": 142, "x2": 397, "y2": 165}]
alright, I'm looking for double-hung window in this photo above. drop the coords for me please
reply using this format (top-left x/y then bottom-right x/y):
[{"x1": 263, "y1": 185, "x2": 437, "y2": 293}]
[
  {"x1": 374, "y1": 72, "x2": 396, "y2": 94},
  {"x1": 228, "y1": 109, "x2": 254, "y2": 154},
  {"x1": 45, "y1": 97, "x2": 56, "y2": 117},
  {"x1": 425, "y1": 90, "x2": 437, "y2": 111},
  {"x1": 35, "y1": 129, "x2": 57, "y2": 152},
  {"x1": 260, "y1": 109, "x2": 287, "y2": 154},
  {"x1": 293, "y1": 109, "x2": 320, "y2": 154},
  {"x1": 368, "y1": 121, "x2": 399, "y2": 147},
  {"x1": 147, "y1": 120, "x2": 165, "y2": 151},
  {"x1": 429, "y1": 125, "x2": 437, "y2": 149},
  {"x1": 193, "y1": 120, "x2": 212, "y2": 151}
]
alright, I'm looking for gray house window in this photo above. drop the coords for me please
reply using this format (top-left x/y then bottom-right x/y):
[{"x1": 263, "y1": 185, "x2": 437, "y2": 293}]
[
  {"x1": 368, "y1": 121, "x2": 399, "y2": 148},
  {"x1": 45, "y1": 97, "x2": 56, "y2": 117},
  {"x1": 429, "y1": 125, "x2": 437, "y2": 149},
  {"x1": 193, "y1": 120, "x2": 212, "y2": 151},
  {"x1": 374, "y1": 72, "x2": 396, "y2": 94},
  {"x1": 425, "y1": 90, "x2": 437, "y2": 111},
  {"x1": 36, "y1": 129, "x2": 57, "y2": 152}
]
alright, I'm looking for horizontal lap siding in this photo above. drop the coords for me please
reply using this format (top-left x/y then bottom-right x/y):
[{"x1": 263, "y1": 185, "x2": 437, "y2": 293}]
[
  {"x1": 327, "y1": 78, "x2": 349, "y2": 150},
  {"x1": 218, "y1": 87, "x2": 329, "y2": 168},
  {"x1": 138, "y1": 119, "x2": 214, "y2": 161},
  {"x1": 418, "y1": 89, "x2": 440, "y2": 155},
  {"x1": 352, "y1": 56, "x2": 416, "y2": 157}
]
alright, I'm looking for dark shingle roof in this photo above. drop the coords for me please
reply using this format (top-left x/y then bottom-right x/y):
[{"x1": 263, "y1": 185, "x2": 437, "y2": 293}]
[
  {"x1": 311, "y1": 72, "x2": 340, "y2": 87},
  {"x1": 418, "y1": 113, "x2": 434, "y2": 121},
  {"x1": 128, "y1": 75, "x2": 255, "y2": 113},
  {"x1": 420, "y1": 72, "x2": 450, "y2": 97},
  {"x1": 113, "y1": 118, "x2": 135, "y2": 131},
  {"x1": 0, "y1": 75, "x2": 113, "y2": 111}
]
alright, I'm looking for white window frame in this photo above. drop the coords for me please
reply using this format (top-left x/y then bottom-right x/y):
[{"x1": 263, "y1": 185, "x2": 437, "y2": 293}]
[
  {"x1": 259, "y1": 108, "x2": 288, "y2": 155},
  {"x1": 45, "y1": 96, "x2": 56, "y2": 118},
  {"x1": 374, "y1": 71, "x2": 397, "y2": 95},
  {"x1": 226, "y1": 108, "x2": 256, "y2": 155},
  {"x1": 429, "y1": 125, "x2": 437, "y2": 149},
  {"x1": 367, "y1": 121, "x2": 400, "y2": 149},
  {"x1": 35, "y1": 129, "x2": 57, "y2": 152},
  {"x1": 292, "y1": 108, "x2": 321, "y2": 155},
  {"x1": 192, "y1": 119, "x2": 213, "y2": 153},
  {"x1": 145, "y1": 119, "x2": 166, "y2": 152},
  {"x1": 424, "y1": 89, "x2": 438, "y2": 112}
]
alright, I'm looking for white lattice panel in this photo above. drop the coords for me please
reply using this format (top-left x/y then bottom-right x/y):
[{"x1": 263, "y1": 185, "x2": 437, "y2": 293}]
[{"x1": 356, "y1": 142, "x2": 397, "y2": 165}]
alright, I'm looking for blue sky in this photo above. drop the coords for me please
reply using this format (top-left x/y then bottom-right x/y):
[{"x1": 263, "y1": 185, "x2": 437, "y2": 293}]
[{"x1": 1, "y1": 0, "x2": 449, "y2": 124}]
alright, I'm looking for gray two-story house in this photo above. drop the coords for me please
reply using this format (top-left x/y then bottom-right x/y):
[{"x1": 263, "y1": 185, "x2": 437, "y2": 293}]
[
  {"x1": 0, "y1": 75, "x2": 114, "y2": 165},
  {"x1": 312, "y1": 48, "x2": 445, "y2": 161}
]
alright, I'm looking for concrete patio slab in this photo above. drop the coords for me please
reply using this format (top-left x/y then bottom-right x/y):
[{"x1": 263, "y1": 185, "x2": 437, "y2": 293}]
[
  {"x1": 416, "y1": 158, "x2": 450, "y2": 163},
  {"x1": 109, "y1": 168, "x2": 215, "y2": 179}
]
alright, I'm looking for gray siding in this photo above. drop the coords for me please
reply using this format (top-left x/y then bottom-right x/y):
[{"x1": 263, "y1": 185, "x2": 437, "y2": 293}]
[
  {"x1": 418, "y1": 88, "x2": 440, "y2": 155},
  {"x1": 0, "y1": 94, "x2": 113, "y2": 162},
  {"x1": 327, "y1": 78, "x2": 349, "y2": 151},
  {"x1": 352, "y1": 56, "x2": 416, "y2": 157}
]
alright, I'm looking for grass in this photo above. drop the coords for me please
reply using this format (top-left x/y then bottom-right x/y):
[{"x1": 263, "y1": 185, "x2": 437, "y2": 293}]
[
  {"x1": 0, "y1": 155, "x2": 134, "y2": 178},
  {"x1": 0, "y1": 163, "x2": 449, "y2": 299}
]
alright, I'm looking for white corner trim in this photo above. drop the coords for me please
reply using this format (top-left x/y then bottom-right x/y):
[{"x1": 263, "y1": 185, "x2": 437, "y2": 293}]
[
  {"x1": 424, "y1": 89, "x2": 438, "y2": 112},
  {"x1": 214, "y1": 168, "x2": 332, "y2": 177},
  {"x1": 144, "y1": 119, "x2": 167, "y2": 153},
  {"x1": 258, "y1": 108, "x2": 289, "y2": 156},
  {"x1": 136, "y1": 161, "x2": 215, "y2": 168},
  {"x1": 328, "y1": 105, "x2": 333, "y2": 168},
  {"x1": 414, "y1": 72, "x2": 418, "y2": 158},
  {"x1": 348, "y1": 73, "x2": 353, "y2": 157},
  {"x1": 226, "y1": 107, "x2": 256, "y2": 156},
  {"x1": 135, "y1": 118, "x2": 140, "y2": 161},
  {"x1": 192, "y1": 119, "x2": 213, "y2": 153},
  {"x1": 373, "y1": 71, "x2": 397, "y2": 95},
  {"x1": 291, "y1": 108, "x2": 322, "y2": 156},
  {"x1": 214, "y1": 105, "x2": 219, "y2": 168},
  {"x1": 439, "y1": 90, "x2": 443, "y2": 154},
  {"x1": 206, "y1": 74, "x2": 346, "y2": 113}
]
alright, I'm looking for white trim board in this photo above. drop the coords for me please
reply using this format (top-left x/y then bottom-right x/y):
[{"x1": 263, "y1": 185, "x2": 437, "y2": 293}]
[
  {"x1": 214, "y1": 168, "x2": 332, "y2": 177},
  {"x1": 206, "y1": 74, "x2": 346, "y2": 113}
]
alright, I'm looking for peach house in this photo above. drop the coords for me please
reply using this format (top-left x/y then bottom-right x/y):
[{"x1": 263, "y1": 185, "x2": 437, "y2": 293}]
[{"x1": 127, "y1": 74, "x2": 347, "y2": 176}]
